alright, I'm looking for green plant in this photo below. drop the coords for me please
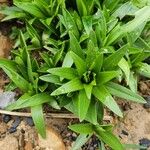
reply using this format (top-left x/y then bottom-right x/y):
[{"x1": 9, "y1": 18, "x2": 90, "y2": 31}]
[{"x1": 0, "y1": 0, "x2": 150, "y2": 149}]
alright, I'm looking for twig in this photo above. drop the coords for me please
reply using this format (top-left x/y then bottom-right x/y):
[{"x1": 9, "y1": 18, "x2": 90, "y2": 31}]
[{"x1": 0, "y1": 109, "x2": 113, "y2": 121}]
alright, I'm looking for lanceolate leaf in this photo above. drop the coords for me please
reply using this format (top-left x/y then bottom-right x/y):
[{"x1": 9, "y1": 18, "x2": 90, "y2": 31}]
[
  {"x1": 94, "y1": 125, "x2": 124, "y2": 150},
  {"x1": 97, "y1": 71, "x2": 119, "y2": 85},
  {"x1": 72, "y1": 134, "x2": 92, "y2": 150},
  {"x1": 39, "y1": 74, "x2": 61, "y2": 85},
  {"x1": 70, "y1": 51, "x2": 87, "y2": 76},
  {"x1": 31, "y1": 105, "x2": 46, "y2": 138},
  {"x1": 69, "y1": 123, "x2": 94, "y2": 134},
  {"x1": 78, "y1": 90, "x2": 90, "y2": 121},
  {"x1": 51, "y1": 78, "x2": 83, "y2": 96},
  {"x1": 47, "y1": 67, "x2": 78, "y2": 80},
  {"x1": 93, "y1": 85, "x2": 123, "y2": 117},
  {"x1": 103, "y1": 45, "x2": 128, "y2": 70},
  {"x1": 0, "y1": 59, "x2": 31, "y2": 92},
  {"x1": 14, "y1": 2, "x2": 45, "y2": 18},
  {"x1": 6, "y1": 93, "x2": 53, "y2": 110},
  {"x1": 106, "y1": 82, "x2": 146, "y2": 103},
  {"x1": 69, "y1": 32, "x2": 84, "y2": 59},
  {"x1": 106, "y1": 6, "x2": 150, "y2": 45}
]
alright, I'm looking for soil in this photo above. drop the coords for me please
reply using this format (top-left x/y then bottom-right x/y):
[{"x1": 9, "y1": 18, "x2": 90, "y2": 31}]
[{"x1": 0, "y1": 2, "x2": 150, "y2": 150}]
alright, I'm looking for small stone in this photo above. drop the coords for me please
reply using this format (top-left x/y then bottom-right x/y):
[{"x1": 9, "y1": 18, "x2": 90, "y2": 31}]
[
  {"x1": 25, "y1": 117, "x2": 34, "y2": 126},
  {"x1": 38, "y1": 127, "x2": 66, "y2": 150},
  {"x1": 8, "y1": 127, "x2": 17, "y2": 133},
  {"x1": 2, "y1": 115, "x2": 11, "y2": 123},
  {"x1": 143, "y1": 96, "x2": 150, "y2": 109},
  {"x1": 121, "y1": 130, "x2": 129, "y2": 136},
  {"x1": 12, "y1": 117, "x2": 21, "y2": 128},
  {"x1": 139, "y1": 138, "x2": 150, "y2": 147}
]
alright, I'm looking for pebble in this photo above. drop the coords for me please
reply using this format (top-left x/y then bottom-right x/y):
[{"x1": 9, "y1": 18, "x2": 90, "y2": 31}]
[
  {"x1": 143, "y1": 96, "x2": 150, "y2": 109},
  {"x1": 121, "y1": 130, "x2": 129, "y2": 136},
  {"x1": 139, "y1": 138, "x2": 150, "y2": 147},
  {"x1": 2, "y1": 115, "x2": 11, "y2": 123},
  {"x1": 25, "y1": 117, "x2": 34, "y2": 126},
  {"x1": 8, "y1": 127, "x2": 17, "y2": 133},
  {"x1": 8, "y1": 117, "x2": 21, "y2": 133}
]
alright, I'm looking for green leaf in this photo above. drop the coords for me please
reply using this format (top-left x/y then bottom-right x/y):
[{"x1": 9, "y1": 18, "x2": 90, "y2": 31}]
[
  {"x1": 97, "y1": 71, "x2": 119, "y2": 85},
  {"x1": 62, "y1": 9, "x2": 79, "y2": 39},
  {"x1": 103, "y1": 45, "x2": 128, "y2": 70},
  {"x1": 78, "y1": 90, "x2": 90, "y2": 121},
  {"x1": 47, "y1": 67, "x2": 78, "y2": 80},
  {"x1": 69, "y1": 31, "x2": 84, "y2": 59},
  {"x1": 106, "y1": 6, "x2": 150, "y2": 45},
  {"x1": 137, "y1": 63, "x2": 150, "y2": 78},
  {"x1": 20, "y1": 31, "x2": 34, "y2": 83},
  {"x1": 71, "y1": 134, "x2": 91, "y2": 150},
  {"x1": 31, "y1": 105, "x2": 46, "y2": 138},
  {"x1": 70, "y1": 51, "x2": 87, "y2": 76},
  {"x1": 84, "y1": 84, "x2": 93, "y2": 99},
  {"x1": 128, "y1": 71, "x2": 137, "y2": 93},
  {"x1": 76, "y1": 0, "x2": 87, "y2": 16},
  {"x1": 14, "y1": 2, "x2": 45, "y2": 18},
  {"x1": 0, "y1": 58, "x2": 30, "y2": 92},
  {"x1": 118, "y1": 58, "x2": 130, "y2": 84},
  {"x1": 39, "y1": 74, "x2": 61, "y2": 85},
  {"x1": 93, "y1": 85, "x2": 123, "y2": 117},
  {"x1": 94, "y1": 125, "x2": 124, "y2": 150},
  {"x1": 82, "y1": 16, "x2": 92, "y2": 35},
  {"x1": 62, "y1": 52, "x2": 73, "y2": 67},
  {"x1": 6, "y1": 93, "x2": 53, "y2": 110},
  {"x1": 106, "y1": 82, "x2": 146, "y2": 103},
  {"x1": 69, "y1": 123, "x2": 94, "y2": 134},
  {"x1": 51, "y1": 78, "x2": 83, "y2": 96}
]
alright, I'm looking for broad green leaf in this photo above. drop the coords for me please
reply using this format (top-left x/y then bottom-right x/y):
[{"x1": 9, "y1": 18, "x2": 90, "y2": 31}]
[
  {"x1": 51, "y1": 78, "x2": 83, "y2": 96},
  {"x1": 70, "y1": 51, "x2": 87, "y2": 76},
  {"x1": 106, "y1": 82, "x2": 146, "y2": 103},
  {"x1": 84, "y1": 84, "x2": 93, "y2": 99},
  {"x1": 76, "y1": 0, "x2": 87, "y2": 16},
  {"x1": 69, "y1": 123, "x2": 94, "y2": 134},
  {"x1": 78, "y1": 90, "x2": 90, "y2": 121},
  {"x1": 69, "y1": 31, "x2": 84, "y2": 59},
  {"x1": 86, "y1": 101, "x2": 101, "y2": 125},
  {"x1": 62, "y1": 9, "x2": 79, "y2": 39},
  {"x1": 62, "y1": 52, "x2": 73, "y2": 67},
  {"x1": 0, "y1": 58, "x2": 30, "y2": 92},
  {"x1": 137, "y1": 63, "x2": 150, "y2": 78},
  {"x1": 14, "y1": 2, "x2": 45, "y2": 18},
  {"x1": 71, "y1": 134, "x2": 91, "y2": 150},
  {"x1": 31, "y1": 105, "x2": 46, "y2": 138},
  {"x1": 128, "y1": 71, "x2": 137, "y2": 93},
  {"x1": 20, "y1": 31, "x2": 34, "y2": 83},
  {"x1": 47, "y1": 67, "x2": 78, "y2": 80},
  {"x1": 112, "y1": 2, "x2": 138, "y2": 19},
  {"x1": 86, "y1": 41, "x2": 103, "y2": 73},
  {"x1": 103, "y1": 45, "x2": 128, "y2": 70},
  {"x1": 93, "y1": 85, "x2": 123, "y2": 117},
  {"x1": 97, "y1": 71, "x2": 119, "y2": 85},
  {"x1": 0, "y1": 6, "x2": 26, "y2": 21},
  {"x1": 82, "y1": 16, "x2": 92, "y2": 35},
  {"x1": 94, "y1": 125, "x2": 124, "y2": 150},
  {"x1": 39, "y1": 74, "x2": 61, "y2": 85},
  {"x1": 6, "y1": 93, "x2": 53, "y2": 110},
  {"x1": 103, "y1": 0, "x2": 120, "y2": 11},
  {"x1": 118, "y1": 58, "x2": 130, "y2": 84},
  {"x1": 106, "y1": 6, "x2": 150, "y2": 45}
]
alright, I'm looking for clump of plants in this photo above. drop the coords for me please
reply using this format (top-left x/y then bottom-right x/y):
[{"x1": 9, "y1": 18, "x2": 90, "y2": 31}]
[{"x1": 0, "y1": 0, "x2": 150, "y2": 149}]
